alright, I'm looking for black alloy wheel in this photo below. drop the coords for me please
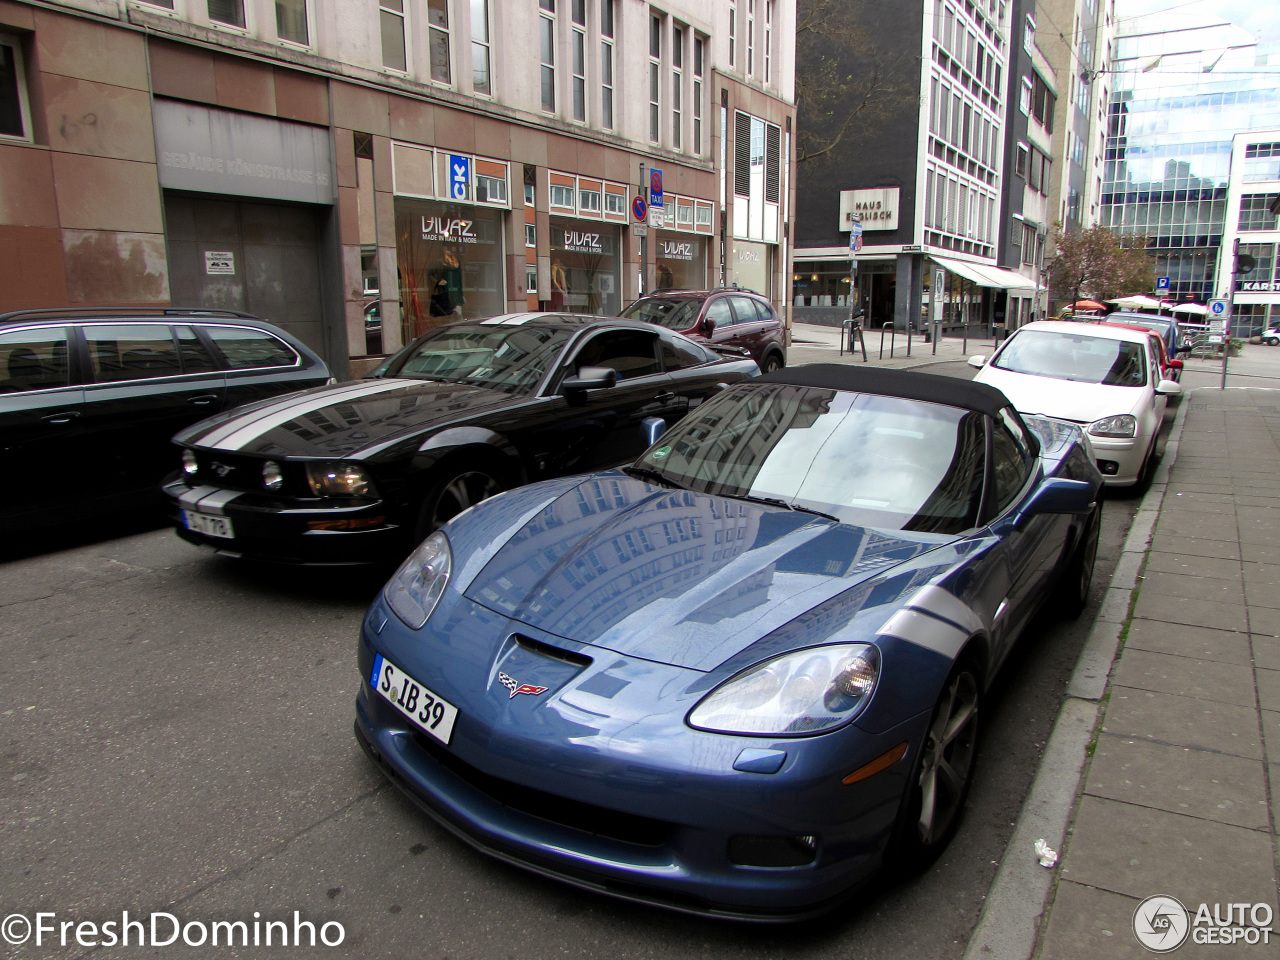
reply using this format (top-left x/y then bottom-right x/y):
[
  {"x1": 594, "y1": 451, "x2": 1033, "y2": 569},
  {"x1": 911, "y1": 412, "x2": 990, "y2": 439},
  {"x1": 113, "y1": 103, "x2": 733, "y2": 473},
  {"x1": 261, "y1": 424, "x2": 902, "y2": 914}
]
[
  {"x1": 1056, "y1": 503, "x2": 1101, "y2": 619},
  {"x1": 889, "y1": 662, "x2": 981, "y2": 872},
  {"x1": 416, "y1": 465, "x2": 504, "y2": 540}
]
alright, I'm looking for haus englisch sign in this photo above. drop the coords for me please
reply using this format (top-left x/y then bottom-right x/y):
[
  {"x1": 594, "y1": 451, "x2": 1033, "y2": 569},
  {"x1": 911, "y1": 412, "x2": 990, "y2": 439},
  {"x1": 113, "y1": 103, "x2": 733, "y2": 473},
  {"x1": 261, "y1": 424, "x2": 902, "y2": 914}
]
[{"x1": 838, "y1": 187, "x2": 900, "y2": 232}]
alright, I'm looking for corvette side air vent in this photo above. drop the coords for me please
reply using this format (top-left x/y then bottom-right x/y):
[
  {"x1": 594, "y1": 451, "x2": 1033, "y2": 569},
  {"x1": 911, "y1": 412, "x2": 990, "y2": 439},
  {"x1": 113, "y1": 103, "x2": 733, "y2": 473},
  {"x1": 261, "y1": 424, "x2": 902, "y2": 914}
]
[{"x1": 514, "y1": 634, "x2": 593, "y2": 668}]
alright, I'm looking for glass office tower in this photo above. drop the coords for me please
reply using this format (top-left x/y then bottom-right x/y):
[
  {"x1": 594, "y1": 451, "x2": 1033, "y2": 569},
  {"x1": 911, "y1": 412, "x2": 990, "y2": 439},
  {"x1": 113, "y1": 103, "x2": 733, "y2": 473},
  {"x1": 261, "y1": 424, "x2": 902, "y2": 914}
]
[{"x1": 1101, "y1": 14, "x2": 1280, "y2": 302}]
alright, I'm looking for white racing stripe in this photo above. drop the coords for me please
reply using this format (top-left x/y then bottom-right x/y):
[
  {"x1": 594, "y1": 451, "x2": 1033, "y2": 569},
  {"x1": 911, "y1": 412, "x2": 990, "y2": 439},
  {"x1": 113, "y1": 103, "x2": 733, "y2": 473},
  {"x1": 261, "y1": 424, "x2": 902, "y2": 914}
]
[{"x1": 200, "y1": 379, "x2": 414, "y2": 451}]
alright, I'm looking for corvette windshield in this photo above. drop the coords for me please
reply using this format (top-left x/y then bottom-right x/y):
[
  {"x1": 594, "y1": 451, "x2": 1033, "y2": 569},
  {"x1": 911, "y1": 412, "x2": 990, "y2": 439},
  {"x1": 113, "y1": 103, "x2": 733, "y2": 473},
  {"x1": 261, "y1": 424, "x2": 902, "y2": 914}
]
[
  {"x1": 993, "y1": 330, "x2": 1147, "y2": 386},
  {"x1": 636, "y1": 384, "x2": 986, "y2": 534},
  {"x1": 384, "y1": 324, "x2": 572, "y2": 393}
]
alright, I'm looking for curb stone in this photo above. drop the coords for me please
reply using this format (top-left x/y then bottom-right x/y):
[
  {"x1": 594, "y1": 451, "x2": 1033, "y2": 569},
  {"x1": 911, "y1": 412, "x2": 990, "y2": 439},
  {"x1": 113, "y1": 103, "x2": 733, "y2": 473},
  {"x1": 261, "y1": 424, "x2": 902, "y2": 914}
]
[{"x1": 960, "y1": 394, "x2": 1192, "y2": 960}]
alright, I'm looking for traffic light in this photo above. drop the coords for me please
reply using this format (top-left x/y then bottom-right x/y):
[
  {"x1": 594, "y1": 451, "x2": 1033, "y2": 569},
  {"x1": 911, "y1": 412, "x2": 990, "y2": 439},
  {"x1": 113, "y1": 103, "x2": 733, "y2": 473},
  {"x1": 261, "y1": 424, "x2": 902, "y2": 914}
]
[{"x1": 1235, "y1": 253, "x2": 1257, "y2": 275}]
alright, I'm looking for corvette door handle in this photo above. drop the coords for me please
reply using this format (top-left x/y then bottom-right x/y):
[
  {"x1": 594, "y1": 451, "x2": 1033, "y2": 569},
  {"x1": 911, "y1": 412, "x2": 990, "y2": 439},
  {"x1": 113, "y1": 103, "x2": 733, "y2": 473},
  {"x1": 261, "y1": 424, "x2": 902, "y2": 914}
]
[
  {"x1": 188, "y1": 394, "x2": 219, "y2": 406},
  {"x1": 41, "y1": 411, "x2": 81, "y2": 424},
  {"x1": 654, "y1": 392, "x2": 676, "y2": 402}
]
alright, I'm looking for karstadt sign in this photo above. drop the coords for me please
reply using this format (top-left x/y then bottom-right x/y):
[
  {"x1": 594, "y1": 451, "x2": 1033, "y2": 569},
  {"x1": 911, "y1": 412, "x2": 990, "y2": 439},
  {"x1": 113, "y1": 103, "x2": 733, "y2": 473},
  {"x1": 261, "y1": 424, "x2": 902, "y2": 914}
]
[{"x1": 839, "y1": 187, "x2": 900, "y2": 232}]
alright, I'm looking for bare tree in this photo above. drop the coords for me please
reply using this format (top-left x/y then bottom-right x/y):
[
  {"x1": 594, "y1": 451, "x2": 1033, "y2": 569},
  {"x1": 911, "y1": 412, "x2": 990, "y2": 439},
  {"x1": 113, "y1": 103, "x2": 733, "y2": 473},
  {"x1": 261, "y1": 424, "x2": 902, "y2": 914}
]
[{"x1": 795, "y1": 0, "x2": 920, "y2": 165}]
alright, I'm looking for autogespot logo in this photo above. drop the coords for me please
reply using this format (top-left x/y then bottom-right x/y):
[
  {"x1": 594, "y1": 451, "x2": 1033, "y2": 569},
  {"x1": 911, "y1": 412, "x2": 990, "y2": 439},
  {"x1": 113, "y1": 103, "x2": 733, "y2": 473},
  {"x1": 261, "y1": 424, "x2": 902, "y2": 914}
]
[{"x1": 1133, "y1": 895, "x2": 1191, "y2": 953}]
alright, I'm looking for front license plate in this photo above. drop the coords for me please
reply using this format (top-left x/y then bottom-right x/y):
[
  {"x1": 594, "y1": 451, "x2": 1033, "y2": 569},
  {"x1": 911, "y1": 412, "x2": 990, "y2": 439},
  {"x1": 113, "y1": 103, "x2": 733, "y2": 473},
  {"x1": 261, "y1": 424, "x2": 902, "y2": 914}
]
[
  {"x1": 182, "y1": 509, "x2": 235, "y2": 539},
  {"x1": 371, "y1": 653, "x2": 458, "y2": 745}
]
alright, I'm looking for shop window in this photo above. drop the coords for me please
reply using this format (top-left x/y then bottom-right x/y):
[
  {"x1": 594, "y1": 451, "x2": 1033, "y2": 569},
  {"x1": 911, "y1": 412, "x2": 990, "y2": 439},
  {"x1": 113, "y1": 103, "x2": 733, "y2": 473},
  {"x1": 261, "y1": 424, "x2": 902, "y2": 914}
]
[
  {"x1": 550, "y1": 184, "x2": 575, "y2": 208},
  {"x1": 471, "y1": 0, "x2": 491, "y2": 95},
  {"x1": 208, "y1": 0, "x2": 246, "y2": 28},
  {"x1": 275, "y1": 0, "x2": 308, "y2": 44},
  {"x1": 0, "y1": 33, "x2": 32, "y2": 141},
  {"x1": 380, "y1": 0, "x2": 407, "y2": 71}
]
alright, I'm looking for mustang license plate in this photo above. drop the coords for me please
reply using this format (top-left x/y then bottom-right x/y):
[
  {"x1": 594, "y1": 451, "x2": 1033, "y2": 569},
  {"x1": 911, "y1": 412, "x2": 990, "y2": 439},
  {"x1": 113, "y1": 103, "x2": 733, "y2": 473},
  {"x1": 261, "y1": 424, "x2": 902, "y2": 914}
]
[
  {"x1": 371, "y1": 654, "x2": 458, "y2": 745},
  {"x1": 182, "y1": 509, "x2": 235, "y2": 539}
]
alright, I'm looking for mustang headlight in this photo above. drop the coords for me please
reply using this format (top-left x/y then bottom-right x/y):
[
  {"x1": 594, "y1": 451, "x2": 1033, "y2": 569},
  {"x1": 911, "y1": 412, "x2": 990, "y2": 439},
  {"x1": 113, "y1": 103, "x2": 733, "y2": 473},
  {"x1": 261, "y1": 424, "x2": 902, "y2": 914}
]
[
  {"x1": 688, "y1": 644, "x2": 879, "y2": 735},
  {"x1": 1087, "y1": 414, "x2": 1137, "y2": 439},
  {"x1": 181, "y1": 448, "x2": 198, "y2": 476},
  {"x1": 386, "y1": 531, "x2": 451, "y2": 629},
  {"x1": 306, "y1": 461, "x2": 375, "y2": 497}
]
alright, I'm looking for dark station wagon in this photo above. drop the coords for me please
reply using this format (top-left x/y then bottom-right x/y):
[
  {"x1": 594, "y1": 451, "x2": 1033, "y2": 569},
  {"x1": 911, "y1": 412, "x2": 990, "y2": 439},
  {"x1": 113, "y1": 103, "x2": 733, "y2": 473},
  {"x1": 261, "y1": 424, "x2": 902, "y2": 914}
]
[{"x1": 0, "y1": 309, "x2": 330, "y2": 534}]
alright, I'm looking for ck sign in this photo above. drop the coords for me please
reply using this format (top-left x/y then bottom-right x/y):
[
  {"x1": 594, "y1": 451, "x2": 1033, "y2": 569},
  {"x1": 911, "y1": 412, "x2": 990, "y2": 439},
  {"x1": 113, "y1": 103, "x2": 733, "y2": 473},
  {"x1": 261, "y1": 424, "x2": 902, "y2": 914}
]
[{"x1": 449, "y1": 155, "x2": 470, "y2": 201}]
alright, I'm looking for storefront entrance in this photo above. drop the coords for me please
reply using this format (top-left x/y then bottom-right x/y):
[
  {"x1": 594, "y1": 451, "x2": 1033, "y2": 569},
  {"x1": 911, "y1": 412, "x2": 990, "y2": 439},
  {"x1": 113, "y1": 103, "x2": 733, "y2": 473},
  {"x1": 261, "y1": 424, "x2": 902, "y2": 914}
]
[{"x1": 550, "y1": 219, "x2": 622, "y2": 315}]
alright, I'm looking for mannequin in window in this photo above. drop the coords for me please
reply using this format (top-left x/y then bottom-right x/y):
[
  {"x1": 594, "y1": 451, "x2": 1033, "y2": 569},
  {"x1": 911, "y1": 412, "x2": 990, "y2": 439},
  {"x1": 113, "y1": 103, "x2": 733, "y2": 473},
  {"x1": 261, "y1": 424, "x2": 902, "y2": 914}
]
[{"x1": 550, "y1": 258, "x2": 568, "y2": 311}]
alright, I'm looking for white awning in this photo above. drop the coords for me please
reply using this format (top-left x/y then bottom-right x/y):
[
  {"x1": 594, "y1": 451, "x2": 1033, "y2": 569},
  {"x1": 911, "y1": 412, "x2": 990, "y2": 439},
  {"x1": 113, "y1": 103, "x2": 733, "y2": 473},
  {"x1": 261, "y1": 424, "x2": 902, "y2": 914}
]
[{"x1": 931, "y1": 256, "x2": 1036, "y2": 292}]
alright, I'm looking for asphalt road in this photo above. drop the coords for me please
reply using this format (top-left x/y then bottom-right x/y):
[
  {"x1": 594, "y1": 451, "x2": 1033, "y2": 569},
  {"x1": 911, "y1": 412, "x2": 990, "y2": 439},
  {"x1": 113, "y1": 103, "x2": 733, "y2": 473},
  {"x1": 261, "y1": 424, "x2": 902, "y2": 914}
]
[{"x1": 0, "y1": 379, "x2": 1168, "y2": 960}]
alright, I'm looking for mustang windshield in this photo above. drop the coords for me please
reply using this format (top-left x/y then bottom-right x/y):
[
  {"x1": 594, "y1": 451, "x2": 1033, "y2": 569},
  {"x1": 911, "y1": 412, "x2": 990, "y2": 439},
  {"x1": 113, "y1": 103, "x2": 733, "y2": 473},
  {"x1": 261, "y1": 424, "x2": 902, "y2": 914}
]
[
  {"x1": 993, "y1": 330, "x2": 1148, "y2": 386},
  {"x1": 637, "y1": 384, "x2": 986, "y2": 534},
  {"x1": 385, "y1": 325, "x2": 572, "y2": 393},
  {"x1": 619, "y1": 297, "x2": 704, "y2": 330}
]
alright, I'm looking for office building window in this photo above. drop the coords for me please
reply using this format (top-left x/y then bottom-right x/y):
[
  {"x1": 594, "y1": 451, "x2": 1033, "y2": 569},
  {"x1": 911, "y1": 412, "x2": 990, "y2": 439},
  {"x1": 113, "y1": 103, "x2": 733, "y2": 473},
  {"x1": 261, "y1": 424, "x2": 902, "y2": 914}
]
[
  {"x1": 728, "y1": 0, "x2": 736, "y2": 68},
  {"x1": 380, "y1": 0, "x2": 407, "y2": 71},
  {"x1": 471, "y1": 0, "x2": 491, "y2": 94},
  {"x1": 0, "y1": 33, "x2": 32, "y2": 141},
  {"x1": 1239, "y1": 194, "x2": 1280, "y2": 232},
  {"x1": 276, "y1": 0, "x2": 308, "y2": 44},
  {"x1": 764, "y1": 0, "x2": 773, "y2": 83},
  {"x1": 746, "y1": 0, "x2": 755, "y2": 75},
  {"x1": 1015, "y1": 142, "x2": 1029, "y2": 178},
  {"x1": 693, "y1": 37, "x2": 704, "y2": 154},
  {"x1": 1019, "y1": 76, "x2": 1032, "y2": 115},
  {"x1": 601, "y1": 0, "x2": 615, "y2": 129},
  {"x1": 672, "y1": 25, "x2": 683, "y2": 150},
  {"x1": 209, "y1": 0, "x2": 245, "y2": 28},
  {"x1": 649, "y1": 14, "x2": 661, "y2": 143},
  {"x1": 1023, "y1": 14, "x2": 1035, "y2": 53},
  {"x1": 526, "y1": 223, "x2": 537, "y2": 247},
  {"x1": 572, "y1": 0, "x2": 587, "y2": 122},
  {"x1": 540, "y1": 0, "x2": 556, "y2": 112},
  {"x1": 426, "y1": 0, "x2": 450, "y2": 83}
]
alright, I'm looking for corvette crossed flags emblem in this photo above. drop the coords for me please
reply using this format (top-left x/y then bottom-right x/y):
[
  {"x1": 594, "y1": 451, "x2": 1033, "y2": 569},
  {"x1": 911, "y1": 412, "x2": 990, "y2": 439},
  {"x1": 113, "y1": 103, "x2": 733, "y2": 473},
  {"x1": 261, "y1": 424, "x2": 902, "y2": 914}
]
[{"x1": 497, "y1": 672, "x2": 549, "y2": 699}]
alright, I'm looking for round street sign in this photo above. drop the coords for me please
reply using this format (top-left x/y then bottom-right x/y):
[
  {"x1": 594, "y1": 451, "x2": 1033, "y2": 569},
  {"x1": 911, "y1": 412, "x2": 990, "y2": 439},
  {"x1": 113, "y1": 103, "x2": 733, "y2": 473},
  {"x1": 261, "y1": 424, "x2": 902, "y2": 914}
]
[
  {"x1": 1209, "y1": 299, "x2": 1229, "y2": 316},
  {"x1": 632, "y1": 196, "x2": 647, "y2": 221}
]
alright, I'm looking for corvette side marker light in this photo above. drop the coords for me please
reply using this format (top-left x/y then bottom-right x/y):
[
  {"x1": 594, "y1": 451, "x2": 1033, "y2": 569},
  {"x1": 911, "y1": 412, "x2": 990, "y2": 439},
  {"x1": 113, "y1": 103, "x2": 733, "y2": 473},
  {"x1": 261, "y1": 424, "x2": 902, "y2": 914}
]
[{"x1": 843, "y1": 741, "x2": 909, "y2": 784}]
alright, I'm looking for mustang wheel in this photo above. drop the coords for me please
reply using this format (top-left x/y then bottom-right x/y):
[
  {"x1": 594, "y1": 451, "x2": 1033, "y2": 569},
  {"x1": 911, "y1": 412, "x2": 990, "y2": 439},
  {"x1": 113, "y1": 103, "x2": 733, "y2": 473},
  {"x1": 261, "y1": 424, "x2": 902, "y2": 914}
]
[
  {"x1": 890, "y1": 663, "x2": 980, "y2": 871},
  {"x1": 1056, "y1": 503, "x2": 1101, "y2": 618},
  {"x1": 416, "y1": 465, "x2": 504, "y2": 540}
]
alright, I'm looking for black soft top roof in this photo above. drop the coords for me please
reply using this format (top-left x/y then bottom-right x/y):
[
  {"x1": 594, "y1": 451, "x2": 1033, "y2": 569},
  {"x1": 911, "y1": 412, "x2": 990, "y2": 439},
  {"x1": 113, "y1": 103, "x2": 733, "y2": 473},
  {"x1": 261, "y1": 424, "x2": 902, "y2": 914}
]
[{"x1": 757, "y1": 364, "x2": 1011, "y2": 418}]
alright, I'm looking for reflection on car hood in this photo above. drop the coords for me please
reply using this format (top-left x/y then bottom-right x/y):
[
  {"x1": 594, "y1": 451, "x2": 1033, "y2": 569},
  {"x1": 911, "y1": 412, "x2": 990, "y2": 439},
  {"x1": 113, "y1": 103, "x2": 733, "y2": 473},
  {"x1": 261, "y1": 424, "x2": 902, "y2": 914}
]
[
  {"x1": 977, "y1": 366, "x2": 1148, "y2": 424},
  {"x1": 176, "y1": 378, "x2": 516, "y2": 457},
  {"x1": 463, "y1": 473, "x2": 953, "y2": 671}
]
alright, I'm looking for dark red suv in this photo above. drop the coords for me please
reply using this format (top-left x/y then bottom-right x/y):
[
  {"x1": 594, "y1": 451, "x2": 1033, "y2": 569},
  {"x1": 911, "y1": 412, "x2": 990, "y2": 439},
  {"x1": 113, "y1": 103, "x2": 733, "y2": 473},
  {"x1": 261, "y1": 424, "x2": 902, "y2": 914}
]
[{"x1": 619, "y1": 288, "x2": 786, "y2": 373}]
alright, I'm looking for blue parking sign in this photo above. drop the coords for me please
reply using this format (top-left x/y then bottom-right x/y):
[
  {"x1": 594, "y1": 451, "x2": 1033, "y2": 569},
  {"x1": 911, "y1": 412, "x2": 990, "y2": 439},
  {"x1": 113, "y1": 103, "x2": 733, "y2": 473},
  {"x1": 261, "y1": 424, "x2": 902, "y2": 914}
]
[
  {"x1": 1155, "y1": 276, "x2": 1170, "y2": 290},
  {"x1": 448, "y1": 155, "x2": 470, "y2": 201}
]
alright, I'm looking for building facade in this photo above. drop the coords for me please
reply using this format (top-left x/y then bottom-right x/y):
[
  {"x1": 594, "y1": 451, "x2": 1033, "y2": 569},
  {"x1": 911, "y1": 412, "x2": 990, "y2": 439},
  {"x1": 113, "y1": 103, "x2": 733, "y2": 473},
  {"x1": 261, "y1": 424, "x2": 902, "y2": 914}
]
[
  {"x1": 792, "y1": 0, "x2": 1041, "y2": 336},
  {"x1": 1215, "y1": 132, "x2": 1280, "y2": 333},
  {"x1": 1100, "y1": 12, "x2": 1280, "y2": 308},
  {"x1": 0, "y1": 0, "x2": 796, "y2": 378}
]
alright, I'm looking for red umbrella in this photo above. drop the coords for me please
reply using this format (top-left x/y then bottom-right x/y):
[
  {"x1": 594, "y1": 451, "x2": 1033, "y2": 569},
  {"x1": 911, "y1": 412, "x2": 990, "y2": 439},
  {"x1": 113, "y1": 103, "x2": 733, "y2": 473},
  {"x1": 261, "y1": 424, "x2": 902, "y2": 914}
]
[{"x1": 1068, "y1": 299, "x2": 1107, "y2": 311}]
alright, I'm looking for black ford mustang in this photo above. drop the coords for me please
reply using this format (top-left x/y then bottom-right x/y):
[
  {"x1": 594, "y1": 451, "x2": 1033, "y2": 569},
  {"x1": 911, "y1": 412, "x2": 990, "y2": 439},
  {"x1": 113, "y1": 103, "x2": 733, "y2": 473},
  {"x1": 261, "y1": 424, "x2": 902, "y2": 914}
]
[{"x1": 163, "y1": 314, "x2": 759, "y2": 565}]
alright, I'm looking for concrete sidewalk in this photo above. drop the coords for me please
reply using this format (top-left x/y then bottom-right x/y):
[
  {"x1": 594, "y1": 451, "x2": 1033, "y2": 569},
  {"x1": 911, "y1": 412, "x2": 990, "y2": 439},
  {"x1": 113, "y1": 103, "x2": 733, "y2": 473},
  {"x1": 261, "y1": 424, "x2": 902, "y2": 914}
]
[
  {"x1": 967, "y1": 390, "x2": 1280, "y2": 958},
  {"x1": 787, "y1": 321, "x2": 997, "y2": 369}
]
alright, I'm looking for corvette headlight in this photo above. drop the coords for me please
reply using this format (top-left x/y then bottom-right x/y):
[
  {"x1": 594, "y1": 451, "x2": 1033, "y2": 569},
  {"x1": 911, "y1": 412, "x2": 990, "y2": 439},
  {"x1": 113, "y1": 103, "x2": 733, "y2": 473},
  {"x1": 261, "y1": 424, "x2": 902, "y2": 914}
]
[
  {"x1": 688, "y1": 644, "x2": 879, "y2": 735},
  {"x1": 306, "y1": 461, "x2": 375, "y2": 497},
  {"x1": 1087, "y1": 414, "x2": 1136, "y2": 439},
  {"x1": 386, "y1": 531, "x2": 451, "y2": 629}
]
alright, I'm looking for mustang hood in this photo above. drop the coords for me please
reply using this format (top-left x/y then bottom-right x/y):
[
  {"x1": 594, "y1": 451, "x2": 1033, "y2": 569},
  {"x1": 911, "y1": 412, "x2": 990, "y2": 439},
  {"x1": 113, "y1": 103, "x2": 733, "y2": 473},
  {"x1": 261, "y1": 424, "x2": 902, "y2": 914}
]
[
  {"x1": 463, "y1": 474, "x2": 954, "y2": 671},
  {"x1": 977, "y1": 366, "x2": 1146, "y2": 425},
  {"x1": 178, "y1": 378, "x2": 515, "y2": 457}
]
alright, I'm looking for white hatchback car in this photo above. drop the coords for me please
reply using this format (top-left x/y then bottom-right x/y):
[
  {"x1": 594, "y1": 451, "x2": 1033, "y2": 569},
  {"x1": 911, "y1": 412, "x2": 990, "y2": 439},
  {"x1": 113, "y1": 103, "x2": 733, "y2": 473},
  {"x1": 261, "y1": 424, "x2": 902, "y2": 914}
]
[{"x1": 969, "y1": 320, "x2": 1181, "y2": 487}]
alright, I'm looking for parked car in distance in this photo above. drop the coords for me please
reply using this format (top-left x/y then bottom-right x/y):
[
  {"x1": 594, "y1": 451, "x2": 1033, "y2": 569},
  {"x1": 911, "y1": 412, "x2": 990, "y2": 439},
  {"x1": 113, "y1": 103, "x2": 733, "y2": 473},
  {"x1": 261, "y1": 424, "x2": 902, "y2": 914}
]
[
  {"x1": 1263, "y1": 327, "x2": 1280, "y2": 346},
  {"x1": 354, "y1": 364, "x2": 1103, "y2": 919},
  {"x1": 165, "y1": 314, "x2": 759, "y2": 566},
  {"x1": 0, "y1": 308, "x2": 330, "y2": 534},
  {"x1": 619, "y1": 288, "x2": 787, "y2": 373},
  {"x1": 968, "y1": 320, "x2": 1180, "y2": 487},
  {"x1": 1095, "y1": 312, "x2": 1187, "y2": 372}
]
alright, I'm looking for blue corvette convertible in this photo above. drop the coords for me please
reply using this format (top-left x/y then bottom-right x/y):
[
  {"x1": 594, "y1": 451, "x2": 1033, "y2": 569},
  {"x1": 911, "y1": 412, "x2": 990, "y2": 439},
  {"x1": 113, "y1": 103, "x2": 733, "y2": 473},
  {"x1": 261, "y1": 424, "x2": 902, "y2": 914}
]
[{"x1": 354, "y1": 365, "x2": 1103, "y2": 920}]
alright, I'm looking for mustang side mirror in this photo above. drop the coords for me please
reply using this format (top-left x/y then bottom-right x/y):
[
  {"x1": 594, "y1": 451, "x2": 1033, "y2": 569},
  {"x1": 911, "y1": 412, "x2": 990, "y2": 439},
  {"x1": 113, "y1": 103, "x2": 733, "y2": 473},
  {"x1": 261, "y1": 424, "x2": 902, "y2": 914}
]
[
  {"x1": 1017, "y1": 478, "x2": 1096, "y2": 527},
  {"x1": 641, "y1": 416, "x2": 668, "y2": 446},
  {"x1": 562, "y1": 366, "x2": 618, "y2": 394},
  {"x1": 967, "y1": 355, "x2": 987, "y2": 369}
]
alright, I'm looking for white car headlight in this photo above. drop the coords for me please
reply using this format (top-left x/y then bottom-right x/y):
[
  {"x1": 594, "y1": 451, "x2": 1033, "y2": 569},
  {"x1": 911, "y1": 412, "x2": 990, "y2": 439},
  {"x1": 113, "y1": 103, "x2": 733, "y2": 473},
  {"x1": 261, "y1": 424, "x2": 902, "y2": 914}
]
[
  {"x1": 688, "y1": 644, "x2": 879, "y2": 735},
  {"x1": 1087, "y1": 414, "x2": 1137, "y2": 439},
  {"x1": 386, "y1": 531, "x2": 452, "y2": 629}
]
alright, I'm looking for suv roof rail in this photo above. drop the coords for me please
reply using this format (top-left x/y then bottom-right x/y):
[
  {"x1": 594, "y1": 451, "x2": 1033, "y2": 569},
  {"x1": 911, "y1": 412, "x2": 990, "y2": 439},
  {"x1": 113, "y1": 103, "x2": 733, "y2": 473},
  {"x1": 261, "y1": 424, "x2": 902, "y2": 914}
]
[
  {"x1": 640, "y1": 286, "x2": 765, "y2": 298},
  {"x1": 0, "y1": 307, "x2": 262, "y2": 323}
]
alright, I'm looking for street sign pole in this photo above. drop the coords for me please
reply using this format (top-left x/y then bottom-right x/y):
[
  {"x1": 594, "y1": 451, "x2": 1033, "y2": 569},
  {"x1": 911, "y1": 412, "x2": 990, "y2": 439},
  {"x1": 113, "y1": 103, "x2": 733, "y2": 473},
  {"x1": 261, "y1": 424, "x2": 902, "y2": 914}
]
[
  {"x1": 1222, "y1": 239, "x2": 1241, "y2": 389},
  {"x1": 638, "y1": 163, "x2": 648, "y2": 297}
]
